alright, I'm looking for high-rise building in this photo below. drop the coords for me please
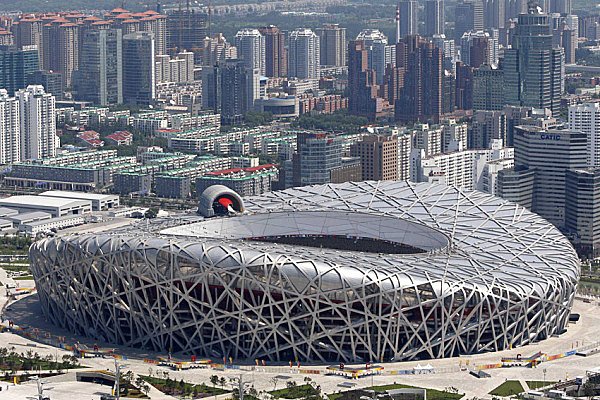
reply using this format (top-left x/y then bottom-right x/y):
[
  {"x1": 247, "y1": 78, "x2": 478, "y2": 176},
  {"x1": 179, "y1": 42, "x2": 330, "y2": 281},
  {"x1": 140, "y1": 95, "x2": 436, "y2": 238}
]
[
  {"x1": 0, "y1": 89, "x2": 20, "y2": 164},
  {"x1": 316, "y1": 24, "x2": 346, "y2": 67},
  {"x1": 443, "y1": 119, "x2": 469, "y2": 151},
  {"x1": 155, "y1": 51, "x2": 194, "y2": 84},
  {"x1": 505, "y1": 0, "x2": 527, "y2": 24},
  {"x1": 41, "y1": 18, "x2": 79, "y2": 87},
  {"x1": 550, "y1": 0, "x2": 571, "y2": 14},
  {"x1": 13, "y1": 17, "x2": 42, "y2": 61},
  {"x1": 166, "y1": 9, "x2": 207, "y2": 51},
  {"x1": 221, "y1": 60, "x2": 260, "y2": 125},
  {"x1": 347, "y1": 40, "x2": 380, "y2": 120},
  {"x1": 138, "y1": 12, "x2": 167, "y2": 56},
  {"x1": 454, "y1": 0, "x2": 484, "y2": 41},
  {"x1": 398, "y1": 0, "x2": 419, "y2": 38},
  {"x1": 471, "y1": 110, "x2": 507, "y2": 148},
  {"x1": 432, "y1": 34, "x2": 457, "y2": 73},
  {"x1": 412, "y1": 123, "x2": 444, "y2": 156},
  {"x1": 424, "y1": 0, "x2": 445, "y2": 37},
  {"x1": 442, "y1": 70, "x2": 456, "y2": 114},
  {"x1": 73, "y1": 29, "x2": 122, "y2": 106},
  {"x1": 503, "y1": 5, "x2": 564, "y2": 116},
  {"x1": 203, "y1": 59, "x2": 260, "y2": 125},
  {"x1": 565, "y1": 168, "x2": 600, "y2": 259},
  {"x1": 356, "y1": 29, "x2": 390, "y2": 85},
  {"x1": 104, "y1": 8, "x2": 166, "y2": 55},
  {"x1": 455, "y1": 62, "x2": 474, "y2": 110},
  {"x1": 395, "y1": 36, "x2": 443, "y2": 123},
  {"x1": 460, "y1": 30, "x2": 499, "y2": 68},
  {"x1": 293, "y1": 132, "x2": 342, "y2": 187},
  {"x1": 504, "y1": 105, "x2": 534, "y2": 146},
  {"x1": 0, "y1": 45, "x2": 39, "y2": 96},
  {"x1": 350, "y1": 135, "x2": 399, "y2": 181},
  {"x1": 288, "y1": 28, "x2": 320, "y2": 80},
  {"x1": 201, "y1": 34, "x2": 237, "y2": 67},
  {"x1": 569, "y1": 103, "x2": 600, "y2": 168},
  {"x1": 234, "y1": 29, "x2": 265, "y2": 76},
  {"x1": 553, "y1": 20, "x2": 576, "y2": 64},
  {"x1": 0, "y1": 29, "x2": 13, "y2": 47},
  {"x1": 122, "y1": 32, "x2": 155, "y2": 105},
  {"x1": 16, "y1": 85, "x2": 56, "y2": 160},
  {"x1": 483, "y1": 0, "x2": 506, "y2": 29},
  {"x1": 201, "y1": 64, "x2": 221, "y2": 113},
  {"x1": 27, "y1": 70, "x2": 63, "y2": 100},
  {"x1": 499, "y1": 125, "x2": 587, "y2": 228},
  {"x1": 259, "y1": 25, "x2": 287, "y2": 78},
  {"x1": 473, "y1": 64, "x2": 504, "y2": 110}
]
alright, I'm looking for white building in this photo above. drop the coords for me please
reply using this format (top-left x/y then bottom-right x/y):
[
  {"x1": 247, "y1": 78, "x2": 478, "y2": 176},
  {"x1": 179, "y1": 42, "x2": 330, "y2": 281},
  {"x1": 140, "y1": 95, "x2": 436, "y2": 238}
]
[
  {"x1": 443, "y1": 119, "x2": 468, "y2": 152},
  {"x1": 0, "y1": 89, "x2": 20, "y2": 164},
  {"x1": 569, "y1": 102, "x2": 600, "y2": 167},
  {"x1": 155, "y1": 51, "x2": 195, "y2": 84},
  {"x1": 477, "y1": 158, "x2": 514, "y2": 195},
  {"x1": 16, "y1": 85, "x2": 57, "y2": 161},
  {"x1": 412, "y1": 123, "x2": 443, "y2": 157},
  {"x1": 288, "y1": 28, "x2": 320, "y2": 80},
  {"x1": 40, "y1": 191, "x2": 120, "y2": 211},
  {"x1": 20, "y1": 214, "x2": 86, "y2": 236},
  {"x1": 412, "y1": 139, "x2": 514, "y2": 192},
  {"x1": 234, "y1": 29, "x2": 265, "y2": 76},
  {"x1": 0, "y1": 195, "x2": 92, "y2": 217}
]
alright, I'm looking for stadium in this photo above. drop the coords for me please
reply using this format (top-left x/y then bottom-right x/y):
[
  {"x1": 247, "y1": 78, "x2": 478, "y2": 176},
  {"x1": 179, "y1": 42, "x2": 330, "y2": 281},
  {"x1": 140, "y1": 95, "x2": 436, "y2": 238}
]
[{"x1": 30, "y1": 181, "x2": 580, "y2": 363}]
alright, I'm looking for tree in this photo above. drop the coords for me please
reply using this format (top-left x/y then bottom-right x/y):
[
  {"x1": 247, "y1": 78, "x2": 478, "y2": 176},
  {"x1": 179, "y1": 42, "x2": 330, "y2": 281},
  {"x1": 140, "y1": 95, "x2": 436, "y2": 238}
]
[
  {"x1": 582, "y1": 381, "x2": 595, "y2": 399},
  {"x1": 141, "y1": 382, "x2": 150, "y2": 396},
  {"x1": 210, "y1": 375, "x2": 219, "y2": 388},
  {"x1": 135, "y1": 376, "x2": 144, "y2": 389},
  {"x1": 219, "y1": 376, "x2": 227, "y2": 390},
  {"x1": 244, "y1": 111, "x2": 273, "y2": 127},
  {"x1": 248, "y1": 386, "x2": 258, "y2": 398},
  {"x1": 144, "y1": 208, "x2": 158, "y2": 219},
  {"x1": 270, "y1": 376, "x2": 279, "y2": 391}
]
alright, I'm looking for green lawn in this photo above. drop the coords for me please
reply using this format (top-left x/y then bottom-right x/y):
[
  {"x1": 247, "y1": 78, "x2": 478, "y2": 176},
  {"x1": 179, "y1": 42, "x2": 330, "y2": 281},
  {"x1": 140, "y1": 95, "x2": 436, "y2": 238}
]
[
  {"x1": 489, "y1": 380, "x2": 525, "y2": 396},
  {"x1": 527, "y1": 381, "x2": 556, "y2": 390},
  {"x1": 270, "y1": 384, "x2": 320, "y2": 399},
  {"x1": 13, "y1": 276, "x2": 33, "y2": 280},
  {"x1": 328, "y1": 384, "x2": 463, "y2": 400},
  {"x1": 140, "y1": 375, "x2": 229, "y2": 398},
  {"x1": 0, "y1": 264, "x2": 30, "y2": 272}
]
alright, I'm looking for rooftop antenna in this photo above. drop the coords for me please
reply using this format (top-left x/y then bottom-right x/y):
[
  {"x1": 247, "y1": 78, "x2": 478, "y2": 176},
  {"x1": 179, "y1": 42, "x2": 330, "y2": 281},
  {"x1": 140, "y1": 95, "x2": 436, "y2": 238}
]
[
  {"x1": 395, "y1": 4, "x2": 400, "y2": 44},
  {"x1": 208, "y1": 0, "x2": 212, "y2": 38},
  {"x1": 178, "y1": 0, "x2": 183, "y2": 50}
]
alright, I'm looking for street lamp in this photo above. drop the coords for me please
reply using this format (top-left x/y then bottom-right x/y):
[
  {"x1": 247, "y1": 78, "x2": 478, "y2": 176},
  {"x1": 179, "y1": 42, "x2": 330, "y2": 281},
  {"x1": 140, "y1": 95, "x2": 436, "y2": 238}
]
[
  {"x1": 114, "y1": 358, "x2": 129, "y2": 400},
  {"x1": 543, "y1": 368, "x2": 547, "y2": 388}
]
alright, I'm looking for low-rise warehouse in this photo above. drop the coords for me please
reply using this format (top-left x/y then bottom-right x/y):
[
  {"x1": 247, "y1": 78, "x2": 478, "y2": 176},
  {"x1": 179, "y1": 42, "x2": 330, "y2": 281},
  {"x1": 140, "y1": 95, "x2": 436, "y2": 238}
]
[
  {"x1": 40, "y1": 191, "x2": 120, "y2": 211},
  {"x1": 0, "y1": 196, "x2": 92, "y2": 217}
]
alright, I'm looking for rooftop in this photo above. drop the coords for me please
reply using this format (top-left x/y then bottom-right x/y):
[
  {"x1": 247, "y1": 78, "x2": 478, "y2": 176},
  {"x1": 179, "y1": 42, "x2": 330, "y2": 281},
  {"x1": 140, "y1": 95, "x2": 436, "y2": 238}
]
[
  {"x1": 40, "y1": 191, "x2": 119, "y2": 201},
  {"x1": 0, "y1": 195, "x2": 91, "y2": 208}
]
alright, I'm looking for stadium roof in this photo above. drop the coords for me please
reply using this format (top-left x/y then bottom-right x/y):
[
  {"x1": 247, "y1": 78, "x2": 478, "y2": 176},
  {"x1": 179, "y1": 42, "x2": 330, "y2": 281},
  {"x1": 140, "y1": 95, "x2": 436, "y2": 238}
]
[{"x1": 161, "y1": 181, "x2": 579, "y2": 295}]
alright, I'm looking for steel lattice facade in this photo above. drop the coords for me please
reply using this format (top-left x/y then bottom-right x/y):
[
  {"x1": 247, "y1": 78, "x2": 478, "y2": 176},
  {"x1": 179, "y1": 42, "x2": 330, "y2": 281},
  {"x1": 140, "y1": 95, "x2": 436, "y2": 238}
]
[{"x1": 30, "y1": 181, "x2": 580, "y2": 362}]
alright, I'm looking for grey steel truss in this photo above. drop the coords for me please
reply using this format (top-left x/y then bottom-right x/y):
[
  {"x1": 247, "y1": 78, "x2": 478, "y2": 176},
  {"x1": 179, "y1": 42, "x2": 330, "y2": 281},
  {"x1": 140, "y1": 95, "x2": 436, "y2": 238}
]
[{"x1": 30, "y1": 181, "x2": 580, "y2": 363}]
